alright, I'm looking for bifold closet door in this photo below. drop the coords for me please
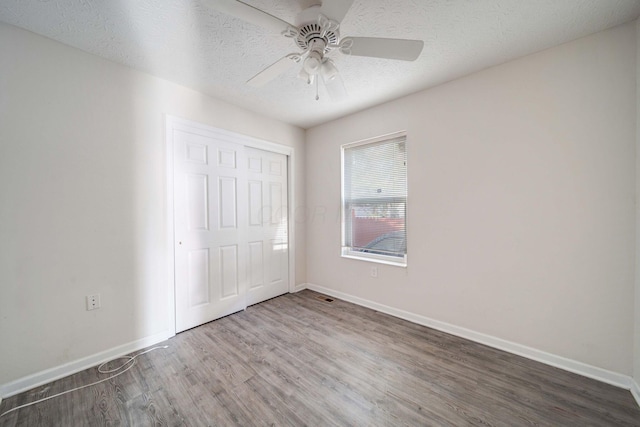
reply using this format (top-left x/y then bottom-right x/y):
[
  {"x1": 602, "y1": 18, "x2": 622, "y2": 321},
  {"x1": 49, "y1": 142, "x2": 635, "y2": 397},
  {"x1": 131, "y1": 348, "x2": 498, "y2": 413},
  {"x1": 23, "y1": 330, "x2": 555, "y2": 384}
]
[
  {"x1": 246, "y1": 147, "x2": 289, "y2": 306},
  {"x1": 173, "y1": 129, "x2": 289, "y2": 333}
]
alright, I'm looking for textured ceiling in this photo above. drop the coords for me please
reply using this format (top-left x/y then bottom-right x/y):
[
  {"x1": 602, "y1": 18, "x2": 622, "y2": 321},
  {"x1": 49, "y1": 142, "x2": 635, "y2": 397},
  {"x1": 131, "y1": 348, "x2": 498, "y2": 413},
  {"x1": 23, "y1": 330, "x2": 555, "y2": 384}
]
[{"x1": 1, "y1": 0, "x2": 640, "y2": 128}]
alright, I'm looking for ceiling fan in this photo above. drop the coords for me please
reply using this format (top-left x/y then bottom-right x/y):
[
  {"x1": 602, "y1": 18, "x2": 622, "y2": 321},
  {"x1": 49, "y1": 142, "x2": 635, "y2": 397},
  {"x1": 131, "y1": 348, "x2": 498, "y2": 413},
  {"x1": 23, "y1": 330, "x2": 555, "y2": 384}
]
[{"x1": 203, "y1": 0, "x2": 424, "y2": 100}]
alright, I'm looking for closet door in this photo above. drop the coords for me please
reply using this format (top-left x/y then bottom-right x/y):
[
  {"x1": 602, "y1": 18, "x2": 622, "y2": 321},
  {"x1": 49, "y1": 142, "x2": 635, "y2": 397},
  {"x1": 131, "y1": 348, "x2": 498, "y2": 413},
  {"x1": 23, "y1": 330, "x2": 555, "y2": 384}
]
[
  {"x1": 174, "y1": 130, "x2": 248, "y2": 333},
  {"x1": 246, "y1": 147, "x2": 289, "y2": 306},
  {"x1": 172, "y1": 125, "x2": 290, "y2": 333}
]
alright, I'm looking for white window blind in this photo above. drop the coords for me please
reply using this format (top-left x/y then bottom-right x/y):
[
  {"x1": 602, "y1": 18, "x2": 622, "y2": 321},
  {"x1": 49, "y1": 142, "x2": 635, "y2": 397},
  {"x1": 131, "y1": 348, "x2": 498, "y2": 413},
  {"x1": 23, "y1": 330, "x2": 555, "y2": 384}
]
[{"x1": 342, "y1": 134, "x2": 407, "y2": 265}]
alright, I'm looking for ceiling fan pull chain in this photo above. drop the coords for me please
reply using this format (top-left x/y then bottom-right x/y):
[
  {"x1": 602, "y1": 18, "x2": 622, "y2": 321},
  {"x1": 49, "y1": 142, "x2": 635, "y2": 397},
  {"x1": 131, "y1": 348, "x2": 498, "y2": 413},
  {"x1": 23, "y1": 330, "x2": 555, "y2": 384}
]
[{"x1": 315, "y1": 76, "x2": 319, "y2": 101}]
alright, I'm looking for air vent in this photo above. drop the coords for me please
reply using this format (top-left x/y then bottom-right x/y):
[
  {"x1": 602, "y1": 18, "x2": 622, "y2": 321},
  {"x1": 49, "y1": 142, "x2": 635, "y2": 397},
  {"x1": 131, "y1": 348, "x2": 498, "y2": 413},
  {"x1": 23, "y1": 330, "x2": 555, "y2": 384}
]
[{"x1": 314, "y1": 294, "x2": 334, "y2": 303}]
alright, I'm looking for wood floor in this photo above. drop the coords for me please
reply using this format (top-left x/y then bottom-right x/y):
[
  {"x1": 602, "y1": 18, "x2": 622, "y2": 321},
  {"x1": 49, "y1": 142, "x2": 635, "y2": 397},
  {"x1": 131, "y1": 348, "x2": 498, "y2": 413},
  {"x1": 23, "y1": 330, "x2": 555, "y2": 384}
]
[{"x1": 1, "y1": 290, "x2": 639, "y2": 426}]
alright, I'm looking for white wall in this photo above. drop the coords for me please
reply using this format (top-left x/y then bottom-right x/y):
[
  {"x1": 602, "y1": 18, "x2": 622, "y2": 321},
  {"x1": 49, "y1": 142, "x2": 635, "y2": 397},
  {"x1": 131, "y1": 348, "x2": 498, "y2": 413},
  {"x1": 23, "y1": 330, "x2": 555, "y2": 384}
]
[
  {"x1": 306, "y1": 23, "x2": 636, "y2": 375},
  {"x1": 0, "y1": 23, "x2": 305, "y2": 387}
]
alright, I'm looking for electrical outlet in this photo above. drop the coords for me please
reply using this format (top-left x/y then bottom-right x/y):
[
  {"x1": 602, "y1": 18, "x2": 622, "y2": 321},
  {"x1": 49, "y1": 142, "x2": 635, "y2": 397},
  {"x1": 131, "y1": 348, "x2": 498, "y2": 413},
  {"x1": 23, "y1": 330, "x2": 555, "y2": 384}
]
[
  {"x1": 371, "y1": 266, "x2": 378, "y2": 278},
  {"x1": 86, "y1": 294, "x2": 101, "y2": 311}
]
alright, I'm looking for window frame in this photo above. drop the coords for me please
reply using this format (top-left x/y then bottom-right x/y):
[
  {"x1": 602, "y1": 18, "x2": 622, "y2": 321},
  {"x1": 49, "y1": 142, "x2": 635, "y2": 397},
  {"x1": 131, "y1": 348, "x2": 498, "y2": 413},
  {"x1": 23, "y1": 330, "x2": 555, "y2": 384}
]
[{"x1": 340, "y1": 131, "x2": 408, "y2": 267}]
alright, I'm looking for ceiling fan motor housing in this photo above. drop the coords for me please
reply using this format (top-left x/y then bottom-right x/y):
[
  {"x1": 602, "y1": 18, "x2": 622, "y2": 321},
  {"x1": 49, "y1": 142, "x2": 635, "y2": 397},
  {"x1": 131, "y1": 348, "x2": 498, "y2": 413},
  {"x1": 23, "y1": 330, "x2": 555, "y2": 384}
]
[
  {"x1": 295, "y1": 23, "x2": 338, "y2": 52},
  {"x1": 293, "y1": 5, "x2": 339, "y2": 53}
]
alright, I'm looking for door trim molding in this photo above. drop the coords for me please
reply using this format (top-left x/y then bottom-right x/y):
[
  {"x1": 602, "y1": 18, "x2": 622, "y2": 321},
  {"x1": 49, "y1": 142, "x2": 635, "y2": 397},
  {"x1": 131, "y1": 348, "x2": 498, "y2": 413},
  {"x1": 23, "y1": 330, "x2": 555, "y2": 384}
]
[{"x1": 165, "y1": 115, "x2": 296, "y2": 336}]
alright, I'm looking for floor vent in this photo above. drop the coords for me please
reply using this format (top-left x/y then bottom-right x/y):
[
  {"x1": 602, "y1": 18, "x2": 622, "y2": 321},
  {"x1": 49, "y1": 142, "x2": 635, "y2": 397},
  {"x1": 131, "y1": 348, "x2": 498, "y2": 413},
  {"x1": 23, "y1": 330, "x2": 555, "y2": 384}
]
[{"x1": 315, "y1": 295, "x2": 334, "y2": 303}]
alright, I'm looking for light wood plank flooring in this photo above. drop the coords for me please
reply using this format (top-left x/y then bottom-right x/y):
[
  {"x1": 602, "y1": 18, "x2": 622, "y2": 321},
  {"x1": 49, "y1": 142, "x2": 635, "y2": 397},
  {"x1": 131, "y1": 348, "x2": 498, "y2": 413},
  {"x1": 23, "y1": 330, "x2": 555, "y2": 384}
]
[{"x1": 1, "y1": 290, "x2": 639, "y2": 426}]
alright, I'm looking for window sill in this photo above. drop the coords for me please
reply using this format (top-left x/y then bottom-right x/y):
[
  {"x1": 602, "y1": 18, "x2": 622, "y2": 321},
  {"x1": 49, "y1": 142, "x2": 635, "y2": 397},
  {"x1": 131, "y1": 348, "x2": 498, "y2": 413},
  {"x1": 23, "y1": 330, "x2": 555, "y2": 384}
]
[{"x1": 341, "y1": 252, "x2": 407, "y2": 268}]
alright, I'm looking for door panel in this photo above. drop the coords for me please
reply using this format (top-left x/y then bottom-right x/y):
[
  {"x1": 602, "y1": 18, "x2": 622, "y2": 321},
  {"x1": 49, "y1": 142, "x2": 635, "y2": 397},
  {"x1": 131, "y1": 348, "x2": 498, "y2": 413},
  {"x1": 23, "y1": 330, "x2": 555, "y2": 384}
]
[
  {"x1": 246, "y1": 147, "x2": 289, "y2": 306},
  {"x1": 187, "y1": 248, "x2": 209, "y2": 306},
  {"x1": 174, "y1": 129, "x2": 289, "y2": 332},
  {"x1": 186, "y1": 174, "x2": 209, "y2": 231},
  {"x1": 174, "y1": 130, "x2": 247, "y2": 333},
  {"x1": 220, "y1": 245, "x2": 239, "y2": 298},
  {"x1": 248, "y1": 181, "x2": 263, "y2": 226},
  {"x1": 219, "y1": 177, "x2": 237, "y2": 229},
  {"x1": 248, "y1": 241, "x2": 264, "y2": 289}
]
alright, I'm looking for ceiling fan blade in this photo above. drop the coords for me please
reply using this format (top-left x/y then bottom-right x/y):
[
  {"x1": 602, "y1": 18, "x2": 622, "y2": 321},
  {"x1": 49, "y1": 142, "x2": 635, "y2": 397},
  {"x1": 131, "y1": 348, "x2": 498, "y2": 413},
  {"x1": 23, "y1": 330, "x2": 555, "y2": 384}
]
[
  {"x1": 320, "y1": 0, "x2": 354, "y2": 23},
  {"x1": 323, "y1": 72, "x2": 347, "y2": 102},
  {"x1": 247, "y1": 55, "x2": 299, "y2": 87},
  {"x1": 202, "y1": 0, "x2": 292, "y2": 33},
  {"x1": 347, "y1": 37, "x2": 424, "y2": 61}
]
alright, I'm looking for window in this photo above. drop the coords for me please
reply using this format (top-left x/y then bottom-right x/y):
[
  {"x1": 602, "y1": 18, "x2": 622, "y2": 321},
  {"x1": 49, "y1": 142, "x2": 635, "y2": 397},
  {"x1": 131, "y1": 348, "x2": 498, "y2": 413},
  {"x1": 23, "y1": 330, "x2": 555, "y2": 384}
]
[{"x1": 341, "y1": 132, "x2": 407, "y2": 266}]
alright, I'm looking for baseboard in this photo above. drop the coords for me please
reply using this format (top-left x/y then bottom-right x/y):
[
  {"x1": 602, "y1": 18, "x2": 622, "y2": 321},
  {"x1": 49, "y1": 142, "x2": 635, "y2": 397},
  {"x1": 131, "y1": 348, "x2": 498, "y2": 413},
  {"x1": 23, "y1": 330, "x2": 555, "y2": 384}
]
[
  {"x1": 305, "y1": 283, "x2": 635, "y2": 394},
  {"x1": 0, "y1": 329, "x2": 174, "y2": 399},
  {"x1": 3, "y1": 289, "x2": 636, "y2": 408},
  {"x1": 292, "y1": 282, "x2": 308, "y2": 292},
  {"x1": 631, "y1": 378, "x2": 640, "y2": 407}
]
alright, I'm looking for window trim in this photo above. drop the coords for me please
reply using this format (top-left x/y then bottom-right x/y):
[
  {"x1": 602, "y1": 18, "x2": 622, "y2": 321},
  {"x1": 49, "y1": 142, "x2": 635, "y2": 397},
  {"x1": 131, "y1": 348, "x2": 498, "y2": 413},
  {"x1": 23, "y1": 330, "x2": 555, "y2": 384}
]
[{"x1": 340, "y1": 131, "x2": 408, "y2": 267}]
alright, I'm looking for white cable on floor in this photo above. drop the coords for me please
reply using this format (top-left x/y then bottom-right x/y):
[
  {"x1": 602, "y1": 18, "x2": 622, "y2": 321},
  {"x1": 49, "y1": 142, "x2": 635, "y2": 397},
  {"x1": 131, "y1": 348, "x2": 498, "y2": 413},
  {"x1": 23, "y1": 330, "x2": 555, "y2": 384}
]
[{"x1": 0, "y1": 345, "x2": 169, "y2": 419}]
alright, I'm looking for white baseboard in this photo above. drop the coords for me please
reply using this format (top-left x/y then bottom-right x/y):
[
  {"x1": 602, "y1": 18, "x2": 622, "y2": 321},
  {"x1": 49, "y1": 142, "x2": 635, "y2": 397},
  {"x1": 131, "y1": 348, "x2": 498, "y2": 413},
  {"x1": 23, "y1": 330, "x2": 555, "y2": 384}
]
[
  {"x1": 0, "y1": 329, "x2": 174, "y2": 399},
  {"x1": 3, "y1": 287, "x2": 637, "y2": 409},
  {"x1": 292, "y1": 282, "x2": 308, "y2": 292},
  {"x1": 631, "y1": 378, "x2": 640, "y2": 408},
  {"x1": 305, "y1": 283, "x2": 636, "y2": 395}
]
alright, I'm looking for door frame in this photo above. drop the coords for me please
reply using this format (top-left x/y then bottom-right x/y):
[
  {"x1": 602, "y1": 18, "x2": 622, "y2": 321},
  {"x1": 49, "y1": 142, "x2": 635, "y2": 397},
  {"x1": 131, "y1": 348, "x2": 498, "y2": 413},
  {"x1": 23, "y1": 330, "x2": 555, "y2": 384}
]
[{"x1": 165, "y1": 115, "x2": 296, "y2": 337}]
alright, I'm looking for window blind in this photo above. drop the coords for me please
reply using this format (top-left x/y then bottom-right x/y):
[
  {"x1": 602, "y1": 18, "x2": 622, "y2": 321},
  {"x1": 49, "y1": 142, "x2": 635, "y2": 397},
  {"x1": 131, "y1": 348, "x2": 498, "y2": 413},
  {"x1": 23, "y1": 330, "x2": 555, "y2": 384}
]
[{"x1": 342, "y1": 135, "x2": 407, "y2": 261}]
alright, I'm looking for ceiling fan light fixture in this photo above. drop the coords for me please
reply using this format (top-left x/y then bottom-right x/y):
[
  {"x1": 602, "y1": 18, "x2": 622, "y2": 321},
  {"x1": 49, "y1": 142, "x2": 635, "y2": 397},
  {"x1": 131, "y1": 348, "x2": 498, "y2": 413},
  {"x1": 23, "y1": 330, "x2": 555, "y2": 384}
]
[
  {"x1": 320, "y1": 58, "x2": 338, "y2": 81},
  {"x1": 303, "y1": 51, "x2": 322, "y2": 74},
  {"x1": 298, "y1": 68, "x2": 314, "y2": 84}
]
